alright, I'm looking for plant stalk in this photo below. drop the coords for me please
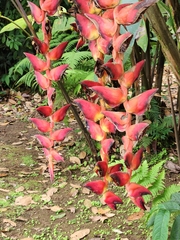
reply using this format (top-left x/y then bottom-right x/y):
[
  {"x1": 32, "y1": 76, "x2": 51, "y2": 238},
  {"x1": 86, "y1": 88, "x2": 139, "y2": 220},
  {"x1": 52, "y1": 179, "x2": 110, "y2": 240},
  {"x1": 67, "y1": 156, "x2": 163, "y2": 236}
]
[{"x1": 167, "y1": 73, "x2": 180, "y2": 164}]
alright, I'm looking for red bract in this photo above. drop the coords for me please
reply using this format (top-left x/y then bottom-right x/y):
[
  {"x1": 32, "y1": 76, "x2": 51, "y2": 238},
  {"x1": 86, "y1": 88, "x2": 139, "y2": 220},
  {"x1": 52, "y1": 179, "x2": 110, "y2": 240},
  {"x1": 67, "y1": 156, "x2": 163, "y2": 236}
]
[
  {"x1": 40, "y1": 0, "x2": 59, "y2": 16},
  {"x1": 94, "y1": 0, "x2": 119, "y2": 9},
  {"x1": 100, "y1": 117, "x2": 116, "y2": 133},
  {"x1": 76, "y1": 14, "x2": 99, "y2": 41},
  {"x1": 103, "y1": 191, "x2": 123, "y2": 210},
  {"x1": 24, "y1": 52, "x2": 48, "y2": 72},
  {"x1": 110, "y1": 171, "x2": 130, "y2": 186},
  {"x1": 28, "y1": 1, "x2": 45, "y2": 24},
  {"x1": 124, "y1": 88, "x2": 158, "y2": 115},
  {"x1": 30, "y1": 118, "x2": 51, "y2": 132},
  {"x1": 102, "y1": 111, "x2": 132, "y2": 132},
  {"x1": 37, "y1": 106, "x2": 52, "y2": 117},
  {"x1": 51, "y1": 128, "x2": 72, "y2": 141},
  {"x1": 34, "y1": 71, "x2": 50, "y2": 90},
  {"x1": 74, "y1": 99, "x2": 103, "y2": 122},
  {"x1": 126, "y1": 123, "x2": 149, "y2": 141},
  {"x1": 119, "y1": 60, "x2": 145, "y2": 88},
  {"x1": 84, "y1": 180, "x2": 106, "y2": 195},
  {"x1": 33, "y1": 37, "x2": 48, "y2": 54},
  {"x1": 47, "y1": 64, "x2": 68, "y2": 81},
  {"x1": 85, "y1": 13, "x2": 117, "y2": 40},
  {"x1": 124, "y1": 148, "x2": 144, "y2": 171},
  {"x1": 51, "y1": 104, "x2": 70, "y2": 122},
  {"x1": 35, "y1": 134, "x2": 52, "y2": 148},
  {"x1": 86, "y1": 119, "x2": 106, "y2": 141},
  {"x1": 74, "y1": 0, "x2": 101, "y2": 14},
  {"x1": 47, "y1": 42, "x2": 68, "y2": 60},
  {"x1": 94, "y1": 161, "x2": 108, "y2": 177},
  {"x1": 91, "y1": 86, "x2": 127, "y2": 108}
]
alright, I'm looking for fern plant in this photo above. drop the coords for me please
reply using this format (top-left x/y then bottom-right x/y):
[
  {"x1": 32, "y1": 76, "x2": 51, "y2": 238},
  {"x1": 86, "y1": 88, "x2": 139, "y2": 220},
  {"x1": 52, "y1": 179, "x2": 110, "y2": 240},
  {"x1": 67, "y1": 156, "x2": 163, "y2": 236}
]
[
  {"x1": 131, "y1": 159, "x2": 180, "y2": 205},
  {"x1": 147, "y1": 192, "x2": 180, "y2": 240}
]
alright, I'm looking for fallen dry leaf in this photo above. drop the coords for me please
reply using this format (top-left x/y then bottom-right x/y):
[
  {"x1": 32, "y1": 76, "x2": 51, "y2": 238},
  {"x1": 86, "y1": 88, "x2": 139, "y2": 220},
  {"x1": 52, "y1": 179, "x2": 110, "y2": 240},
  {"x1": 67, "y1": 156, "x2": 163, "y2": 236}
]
[
  {"x1": 127, "y1": 210, "x2": 144, "y2": 221},
  {"x1": 69, "y1": 156, "x2": 81, "y2": 164},
  {"x1": 82, "y1": 187, "x2": 90, "y2": 194},
  {"x1": 0, "y1": 188, "x2": 10, "y2": 193},
  {"x1": 0, "y1": 173, "x2": 8, "y2": 177},
  {"x1": 59, "y1": 182, "x2": 67, "y2": 188},
  {"x1": 91, "y1": 207, "x2": 98, "y2": 215},
  {"x1": 15, "y1": 195, "x2": 33, "y2": 206},
  {"x1": 20, "y1": 238, "x2": 34, "y2": 240},
  {"x1": 0, "y1": 167, "x2": 9, "y2": 172},
  {"x1": 0, "y1": 122, "x2": 9, "y2": 126},
  {"x1": 79, "y1": 151, "x2": 86, "y2": 159},
  {"x1": 84, "y1": 199, "x2": 92, "y2": 209},
  {"x1": 15, "y1": 186, "x2": 25, "y2": 192},
  {"x1": 3, "y1": 219, "x2": 16, "y2": 227},
  {"x1": 70, "y1": 229, "x2": 90, "y2": 240},
  {"x1": 50, "y1": 206, "x2": 62, "y2": 212},
  {"x1": 68, "y1": 207, "x2": 76, "y2": 213},
  {"x1": 70, "y1": 188, "x2": 79, "y2": 197},
  {"x1": 97, "y1": 208, "x2": 110, "y2": 215},
  {"x1": 70, "y1": 183, "x2": 81, "y2": 189},
  {"x1": 90, "y1": 215, "x2": 108, "y2": 223}
]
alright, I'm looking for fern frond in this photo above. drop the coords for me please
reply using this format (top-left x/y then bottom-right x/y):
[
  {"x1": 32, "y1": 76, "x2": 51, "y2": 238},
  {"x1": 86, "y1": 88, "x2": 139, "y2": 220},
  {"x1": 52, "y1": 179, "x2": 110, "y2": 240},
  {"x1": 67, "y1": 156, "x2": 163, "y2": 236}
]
[
  {"x1": 16, "y1": 71, "x2": 36, "y2": 89},
  {"x1": 131, "y1": 160, "x2": 149, "y2": 183},
  {"x1": 153, "y1": 184, "x2": 180, "y2": 205},
  {"x1": 139, "y1": 160, "x2": 165, "y2": 186},
  {"x1": 14, "y1": 57, "x2": 31, "y2": 73}
]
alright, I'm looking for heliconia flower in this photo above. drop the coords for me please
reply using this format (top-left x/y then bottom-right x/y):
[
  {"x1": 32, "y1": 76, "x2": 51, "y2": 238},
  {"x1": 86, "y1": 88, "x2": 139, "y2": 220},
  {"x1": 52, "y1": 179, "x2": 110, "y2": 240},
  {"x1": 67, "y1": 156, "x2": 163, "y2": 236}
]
[
  {"x1": 102, "y1": 8, "x2": 114, "y2": 19},
  {"x1": 84, "y1": 180, "x2": 106, "y2": 195},
  {"x1": 50, "y1": 149, "x2": 64, "y2": 162},
  {"x1": 34, "y1": 71, "x2": 50, "y2": 90},
  {"x1": 91, "y1": 86, "x2": 127, "y2": 108},
  {"x1": 103, "y1": 191, "x2": 123, "y2": 210},
  {"x1": 110, "y1": 171, "x2": 130, "y2": 186},
  {"x1": 124, "y1": 148, "x2": 144, "y2": 170},
  {"x1": 108, "y1": 163, "x2": 123, "y2": 174},
  {"x1": 126, "y1": 123, "x2": 149, "y2": 141},
  {"x1": 74, "y1": 0, "x2": 101, "y2": 14},
  {"x1": 33, "y1": 37, "x2": 48, "y2": 54},
  {"x1": 100, "y1": 138, "x2": 114, "y2": 162},
  {"x1": 47, "y1": 87, "x2": 55, "y2": 107},
  {"x1": 37, "y1": 106, "x2": 52, "y2": 117},
  {"x1": 119, "y1": 60, "x2": 145, "y2": 88},
  {"x1": 74, "y1": 99, "x2": 104, "y2": 122},
  {"x1": 47, "y1": 42, "x2": 68, "y2": 60},
  {"x1": 113, "y1": 32, "x2": 132, "y2": 55},
  {"x1": 96, "y1": 36, "x2": 112, "y2": 55},
  {"x1": 51, "y1": 104, "x2": 70, "y2": 122},
  {"x1": 124, "y1": 89, "x2": 158, "y2": 115},
  {"x1": 102, "y1": 111, "x2": 132, "y2": 132},
  {"x1": 95, "y1": 0, "x2": 119, "y2": 9},
  {"x1": 28, "y1": 1, "x2": 45, "y2": 24},
  {"x1": 43, "y1": 147, "x2": 50, "y2": 158},
  {"x1": 40, "y1": 0, "x2": 59, "y2": 16},
  {"x1": 81, "y1": 80, "x2": 102, "y2": 88},
  {"x1": 35, "y1": 134, "x2": 53, "y2": 148},
  {"x1": 85, "y1": 13, "x2": 117, "y2": 40},
  {"x1": 89, "y1": 40, "x2": 103, "y2": 61},
  {"x1": 24, "y1": 53, "x2": 49, "y2": 72},
  {"x1": 94, "y1": 161, "x2": 108, "y2": 177},
  {"x1": 126, "y1": 182, "x2": 151, "y2": 210},
  {"x1": 30, "y1": 118, "x2": 51, "y2": 132},
  {"x1": 100, "y1": 117, "x2": 116, "y2": 133},
  {"x1": 76, "y1": 37, "x2": 86, "y2": 50},
  {"x1": 46, "y1": 64, "x2": 68, "y2": 81},
  {"x1": 122, "y1": 135, "x2": 133, "y2": 153},
  {"x1": 48, "y1": 155, "x2": 54, "y2": 181},
  {"x1": 101, "y1": 138, "x2": 114, "y2": 154},
  {"x1": 51, "y1": 128, "x2": 72, "y2": 141},
  {"x1": 126, "y1": 182, "x2": 151, "y2": 198},
  {"x1": 86, "y1": 119, "x2": 106, "y2": 141},
  {"x1": 102, "y1": 62, "x2": 123, "y2": 80},
  {"x1": 76, "y1": 14, "x2": 99, "y2": 41},
  {"x1": 114, "y1": 0, "x2": 157, "y2": 25}
]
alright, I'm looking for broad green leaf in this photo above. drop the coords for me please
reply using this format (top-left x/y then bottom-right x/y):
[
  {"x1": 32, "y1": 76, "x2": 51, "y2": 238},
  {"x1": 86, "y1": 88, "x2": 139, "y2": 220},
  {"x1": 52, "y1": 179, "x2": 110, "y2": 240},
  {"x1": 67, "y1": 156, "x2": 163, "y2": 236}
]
[
  {"x1": 52, "y1": 16, "x2": 75, "y2": 34},
  {"x1": 0, "y1": 15, "x2": 33, "y2": 34},
  {"x1": 147, "y1": 213, "x2": 156, "y2": 227},
  {"x1": 170, "y1": 215, "x2": 180, "y2": 240},
  {"x1": 171, "y1": 192, "x2": 180, "y2": 205},
  {"x1": 159, "y1": 201, "x2": 180, "y2": 212},
  {"x1": 152, "y1": 209, "x2": 170, "y2": 240},
  {"x1": 136, "y1": 19, "x2": 148, "y2": 52}
]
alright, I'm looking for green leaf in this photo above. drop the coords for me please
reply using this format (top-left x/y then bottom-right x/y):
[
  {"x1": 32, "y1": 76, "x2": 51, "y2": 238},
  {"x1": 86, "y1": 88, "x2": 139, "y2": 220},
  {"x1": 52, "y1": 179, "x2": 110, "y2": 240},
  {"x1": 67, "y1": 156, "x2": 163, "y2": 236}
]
[
  {"x1": 159, "y1": 201, "x2": 180, "y2": 212},
  {"x1": 136, "y1": 19, "x2": 148, "y2": 52},
  {"x1": 0, "y1": 15, "x2": 32, "y2": 34},
  {"x1": 170, "y1": 215, "x2": 180, "y2": 240},
  {"x1": 152, "y1": 209, "x2": 170, "y2": 240},
  {"x1": 171, "y1": 192, "x2": 180, "y2": 205}
]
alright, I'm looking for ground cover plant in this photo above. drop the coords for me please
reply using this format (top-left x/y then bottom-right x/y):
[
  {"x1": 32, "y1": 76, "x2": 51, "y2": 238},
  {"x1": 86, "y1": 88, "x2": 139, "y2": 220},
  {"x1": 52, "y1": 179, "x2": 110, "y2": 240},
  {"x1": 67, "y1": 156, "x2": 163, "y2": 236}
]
[{"x1": 1, "y1": 0, "x2": 180, "y2": 239}]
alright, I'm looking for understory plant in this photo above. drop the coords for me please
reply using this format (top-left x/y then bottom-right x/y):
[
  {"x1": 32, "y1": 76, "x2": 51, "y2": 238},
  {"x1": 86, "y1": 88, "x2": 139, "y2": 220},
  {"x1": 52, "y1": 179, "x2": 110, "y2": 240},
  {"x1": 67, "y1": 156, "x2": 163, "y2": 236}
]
[{"x1": 26, "y1": 0, "x2": 162, "y2": 211}]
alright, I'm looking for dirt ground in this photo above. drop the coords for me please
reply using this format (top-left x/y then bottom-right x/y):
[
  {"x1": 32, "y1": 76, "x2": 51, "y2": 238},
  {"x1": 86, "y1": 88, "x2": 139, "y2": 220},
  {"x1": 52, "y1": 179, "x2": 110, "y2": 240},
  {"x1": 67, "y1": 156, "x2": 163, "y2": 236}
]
[{"x1": 0, "y1": 91, "x2": 179, "y2": 240}]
